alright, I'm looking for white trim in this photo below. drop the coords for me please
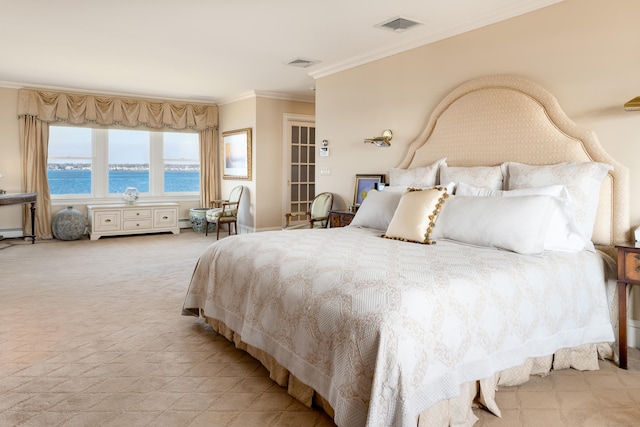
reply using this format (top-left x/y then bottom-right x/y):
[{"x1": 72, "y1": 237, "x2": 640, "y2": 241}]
[
  {"x1": 218, "y1": 90, "x2": 314, "y2": 106},
  {"x1": 0, "y1": 228, "x2": 25, "y2": 239},
  {"x1": 629, "y1": 318, "x2": 640, "y2": 349},
  {"x1": 282, "y1": 114, "x2": 316, "y2": 228},
  {"x1": 309, "y1": 0, "x2": 563, "y2": 80}
]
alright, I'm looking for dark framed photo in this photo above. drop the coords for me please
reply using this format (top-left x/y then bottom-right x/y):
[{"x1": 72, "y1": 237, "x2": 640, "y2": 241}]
[
  {"x1": 353, "y1": 174, "x2": 385, "y2": 205},
  {"x1": 222, "y1": 128, "x2": 252, "y2": 180}
]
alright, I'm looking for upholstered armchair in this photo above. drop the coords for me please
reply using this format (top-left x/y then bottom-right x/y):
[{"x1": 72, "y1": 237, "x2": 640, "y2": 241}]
[
  {"x1": 205, "y1": 185, "x2": 244, "y2": 239},
  {"x1": 284, "y1": 192, "x2": 333, "y2": 229}
]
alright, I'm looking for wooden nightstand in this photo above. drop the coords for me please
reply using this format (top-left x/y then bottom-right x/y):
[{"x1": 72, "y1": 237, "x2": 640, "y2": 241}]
[
  {"x1": 615, "y1": 243, "x2": 640, "y2": 369},
  {"x1": 328, "y1": 210, "x2": 355, "y2": 228}
]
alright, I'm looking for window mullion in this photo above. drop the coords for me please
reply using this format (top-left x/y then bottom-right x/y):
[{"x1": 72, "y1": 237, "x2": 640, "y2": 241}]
[
  {"x1": 93, "y1": 128, "x2": 108, "y2": 198},
  {"x1": 150, "y1": 132, "x2": 163, "y2": 196}
]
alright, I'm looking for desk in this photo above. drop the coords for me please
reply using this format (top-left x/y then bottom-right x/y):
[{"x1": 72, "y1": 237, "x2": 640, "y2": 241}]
[{"x1": 0, "y1": 193, "x2": 37, "y2": 243}]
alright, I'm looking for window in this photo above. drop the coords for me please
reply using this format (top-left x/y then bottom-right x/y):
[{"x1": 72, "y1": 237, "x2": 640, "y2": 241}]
[{"x1": 48, "y1": 125, "x2": 200, "y2": 201}]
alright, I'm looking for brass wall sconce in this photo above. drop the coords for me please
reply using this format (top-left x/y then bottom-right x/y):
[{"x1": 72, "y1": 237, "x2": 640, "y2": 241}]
[
  {"x1": 624, "y1": 96, "x2": 640, "y2": 111},
  {"x1": 364, "y1": 129, "x2": 393, "y2": 147}
]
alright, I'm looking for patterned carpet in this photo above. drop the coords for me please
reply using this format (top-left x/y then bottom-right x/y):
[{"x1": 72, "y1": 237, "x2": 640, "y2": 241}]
[{"x1": 0, "y1": 230, "x2": 638, "y2": 427}]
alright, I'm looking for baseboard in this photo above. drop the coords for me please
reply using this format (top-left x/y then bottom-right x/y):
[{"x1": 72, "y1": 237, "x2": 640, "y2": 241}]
[
  {"x1": 0, "y1": 228, "x2": 25, "y2": 238},
  {"x1": 178, "y1": 218, "x2": 192, "y2": 229},
  {"x1": 629, "y1": 319, "x2": 640, "y2": 349}
]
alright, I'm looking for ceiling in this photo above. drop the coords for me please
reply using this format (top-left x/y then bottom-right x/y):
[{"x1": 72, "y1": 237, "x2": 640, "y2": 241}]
[{"x1": 0, "y1": 0, "x2": 561, "y2": 104}]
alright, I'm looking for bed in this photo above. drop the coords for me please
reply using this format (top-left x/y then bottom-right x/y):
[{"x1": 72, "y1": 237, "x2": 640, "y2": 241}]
[{"x1": 182, "y1": 74, "x2": 629, "y2": 426}]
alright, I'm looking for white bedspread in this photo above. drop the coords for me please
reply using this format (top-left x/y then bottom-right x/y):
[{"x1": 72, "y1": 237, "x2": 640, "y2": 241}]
[{"x1": 182, "y1": 226, "x2": 614, "y2": 427}]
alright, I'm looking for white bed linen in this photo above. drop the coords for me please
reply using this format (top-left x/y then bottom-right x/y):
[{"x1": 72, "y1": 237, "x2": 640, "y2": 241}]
[{"x1": 182, "y1": 226, "x2": 614, "y2": 427}]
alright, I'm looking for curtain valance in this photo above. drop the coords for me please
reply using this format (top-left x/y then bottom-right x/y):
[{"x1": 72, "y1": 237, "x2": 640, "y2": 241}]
[{"x1": 17, "y1": 89, "x2": 218, "y2": 131}]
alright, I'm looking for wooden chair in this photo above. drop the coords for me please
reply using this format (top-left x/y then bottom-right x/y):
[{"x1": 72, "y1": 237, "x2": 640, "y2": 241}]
[
  {"x1": 284, "y1": 192, "x2": 333, "y2": 229},
  {"x1": 205, "y1": 186, "x2": 244, "y2": 239}
]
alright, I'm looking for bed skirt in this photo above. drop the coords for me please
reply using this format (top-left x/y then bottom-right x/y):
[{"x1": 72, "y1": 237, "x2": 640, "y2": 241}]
[{"x1": 200, "y1": 313, "x2": 615, "y2": 427}]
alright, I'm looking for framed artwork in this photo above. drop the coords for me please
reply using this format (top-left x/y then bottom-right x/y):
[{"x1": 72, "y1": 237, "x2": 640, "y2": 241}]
[
  {"x1": 353, "y1": 174, "x2": 385, "y2": 205},
  {"x1": 222, "y1": 128, "x2": 252, "y2": 180}
]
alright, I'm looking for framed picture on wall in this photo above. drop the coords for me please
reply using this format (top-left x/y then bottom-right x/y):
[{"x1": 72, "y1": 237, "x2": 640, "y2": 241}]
[
  {"x1": 222, "y1": 128, "x2": 252, "y2": 180},
  {"x1": 353, "y1": 174, "x2": 385, "y2": 205}
]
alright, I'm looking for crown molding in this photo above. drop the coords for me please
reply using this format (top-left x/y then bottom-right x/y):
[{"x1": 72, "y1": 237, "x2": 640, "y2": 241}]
[{"x1": 310, "y1": 0, "x2": 562, "y2": 80}]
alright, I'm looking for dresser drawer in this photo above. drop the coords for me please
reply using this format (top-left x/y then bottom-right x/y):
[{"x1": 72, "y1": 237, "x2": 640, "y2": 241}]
[
  {"x1": 154, "y1": 208, "x2": 178, "y2": 228},
  {"x1": 328, "y1": 210, "x2": 355, "y2": 228},
  {"x1": 123, "y1": 209, "x2": 152, "y2": 220},
  {"x1": 123, "y1": 220, "x2": 152, "y2": 231},
  {"x1": 623, "y1": 251, "x2": 640, "y2": 282},
  {"x1": 93, "y1": 210, "x2": 121, "y2": 232}
]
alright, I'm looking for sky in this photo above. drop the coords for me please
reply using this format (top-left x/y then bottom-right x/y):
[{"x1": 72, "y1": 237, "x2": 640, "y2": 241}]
[{"x1": 48, "y1": 126, "x2": 199, "y2": 164}]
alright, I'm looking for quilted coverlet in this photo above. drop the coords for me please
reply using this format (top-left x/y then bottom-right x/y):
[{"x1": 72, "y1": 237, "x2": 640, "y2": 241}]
[{"x1": 182, "y1": 226, "x2": 614, "y2": 427}]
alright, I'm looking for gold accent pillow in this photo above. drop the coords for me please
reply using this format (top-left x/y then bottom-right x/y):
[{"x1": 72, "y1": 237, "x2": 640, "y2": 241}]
[{"x1": 383, "y1": 187, "x2": 449, "y2": 244}]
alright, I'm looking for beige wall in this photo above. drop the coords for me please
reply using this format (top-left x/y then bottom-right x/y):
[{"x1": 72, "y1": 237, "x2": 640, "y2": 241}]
[
  {"x1": 314, "y1": 0, "x2": 640, "y2": 345},
  {"x1": 218, "y1": 97, "x2": 257, "y2": 231},
  {"x1": 218, "y1": 95, "x2": 314, "y2": 232},
  {"x1": 255, "y1": 97, "x2": 315, "y2": 230},
  {"x1": 315, "y1": 0, "x2": 640, "y2": 215},
  {"x1": 0, "y1": 88, "x2": 26, "y2": 230}
]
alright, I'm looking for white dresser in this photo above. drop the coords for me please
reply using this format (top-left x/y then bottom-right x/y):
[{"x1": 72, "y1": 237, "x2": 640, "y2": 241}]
[{"x1": 87, "y1": 203, "x2": 180, "y2": 240}]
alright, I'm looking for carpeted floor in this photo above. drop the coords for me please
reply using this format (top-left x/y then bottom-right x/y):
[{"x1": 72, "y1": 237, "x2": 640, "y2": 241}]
[{"x1": 0, "y1": 229, "x2": 639, "y2": 427}]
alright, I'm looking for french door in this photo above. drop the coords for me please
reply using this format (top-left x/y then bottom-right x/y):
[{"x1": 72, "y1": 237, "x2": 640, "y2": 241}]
[{"x1": 283, "y1": 115, "x2": 316, "y2": 227}]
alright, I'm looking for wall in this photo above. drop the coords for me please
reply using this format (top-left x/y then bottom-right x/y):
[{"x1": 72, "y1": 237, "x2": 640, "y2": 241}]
[
  {"x1": 218, "y1": 95, "x2": 315, "y2": 232},
  {"x1": 218, "y1": 97, "x2": 257, "y2": 232},
  {"x1": 0, "y1": 88, "x2": 23, "y2": 233},
  {"x1": 255, "y1": 97, "x2": 314, "y2": 230},
  {"x1": 314, "y1": 0, "x2": 640, "y2": 345}
]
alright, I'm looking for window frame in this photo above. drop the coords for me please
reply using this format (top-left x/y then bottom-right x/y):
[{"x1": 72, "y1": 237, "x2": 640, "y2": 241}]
[{"x1": 48, "y1": 125, "x2": 200, "y2": 205}]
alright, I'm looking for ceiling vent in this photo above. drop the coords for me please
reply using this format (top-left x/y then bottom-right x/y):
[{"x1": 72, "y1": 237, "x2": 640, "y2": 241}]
[
  {"x1": 375, "y1": 16, "x2": 423, "y2": 33},
  {"x1": 286, "y1": 58, "x2": 319, "y2": 68}
]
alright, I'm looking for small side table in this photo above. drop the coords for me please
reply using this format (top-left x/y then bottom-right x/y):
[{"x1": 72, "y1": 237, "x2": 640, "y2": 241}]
[
  {"x1": 0, "y1": 192, "x2": 37, "y2": 244},
  {"x1": 328, "y1": 210, "x2": 355, "y2": 228},
  {"x1": 615, "y1": 243, "x2": 639, "y2": 369}
]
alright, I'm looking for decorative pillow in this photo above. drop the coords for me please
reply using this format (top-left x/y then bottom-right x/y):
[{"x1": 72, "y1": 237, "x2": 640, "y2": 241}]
[
  {"x1": 440, "y1": 164, "x2": 503, "y2": 191},
  {"x1": 388, "y1": 158, "x2": 446, "y2": 188},
  {"x1": 383, "y1": 187, "x2": 449, "y2": 244},
  {"x1": 350, "y1": 190, "x2": 403, "y2": 231},
  {"x1": 386, "y1": 181, "x2": 456, "y2": 195},
  {"x1": 504, "y1": 162, "x2": 612, "y2": 244},
  {"x1": 455, "y1": 183, "x2": 586, "y2": 252},
  {"x1": 432, "y1": 195, "x2": 557, "y2": 255}
]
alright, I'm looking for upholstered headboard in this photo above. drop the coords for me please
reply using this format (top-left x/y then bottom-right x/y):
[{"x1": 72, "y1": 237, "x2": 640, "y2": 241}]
[{"x1": 397, "y1": 75, "x2": 629, "y2": 246}]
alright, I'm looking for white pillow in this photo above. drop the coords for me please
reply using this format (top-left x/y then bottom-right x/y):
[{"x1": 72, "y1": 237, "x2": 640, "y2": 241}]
[
  {"x1": 455, "y1": 183, "x2": 586, "y2": 252},
  {"x1": 349, "y1": 190, "x2": 403, "y2": 231},
  {"x1": 388, "y1": 158, "x2": 446, "y2": 188},
  {"x1": 432, "y1": 195, "x2": 557, "y2": 255},
  {"x1": 383, "y1": 187, "x2": 449, "y2": 244},
  {"x1": 504, "y1": 162, "x2": 612, "y2": 244},
  {"x1": 440, "y1": 164, "x2": 503, "y2": 190}
]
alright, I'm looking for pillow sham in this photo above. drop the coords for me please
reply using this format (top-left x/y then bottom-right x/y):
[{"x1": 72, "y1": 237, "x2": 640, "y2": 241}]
[
  {"x1": 503, "y1": 161, "x2": 612, "y2": 244},
  {"x1": 455, "y1": 183, "x2": 586, "y2": 252},
  {"x1": 440, "y1": 164, "x2": 503, "y2": 191},
  {"x1": 349, "y1": 190, "x2": 403, "y2": 231},
  {"x1": 432, "y1": 195, "x2": 557, "y2": 255},
  {"x1": 383, "y1": 187, "x2": 449, "y2": 244},
  {"x1": 388, "y1": 158, "x2": 446, "y2": 188}
]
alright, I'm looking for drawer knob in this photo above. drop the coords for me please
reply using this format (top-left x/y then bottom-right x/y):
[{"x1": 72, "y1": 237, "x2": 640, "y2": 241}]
[
  {"x1": 162, "y1": 216, "x2": 168, "y2": 220},
  {"x1": 105, "y1": 219, "x2": 111, "y2": 223},
  {"x1": 136, "y1": 212, "x2": 140, "y2": 216}
]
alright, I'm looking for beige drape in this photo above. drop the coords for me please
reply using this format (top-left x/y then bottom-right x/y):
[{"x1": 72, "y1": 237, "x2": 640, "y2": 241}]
[
  {"x1": 18, "y1": 116, "x2": 53, "y2": 239},
  {"x1": 199, "y1": 128, "x2": 219, "y2": 207},
  {"x1": 17, "y1": 89, "x2": 219, "y2": 240}
]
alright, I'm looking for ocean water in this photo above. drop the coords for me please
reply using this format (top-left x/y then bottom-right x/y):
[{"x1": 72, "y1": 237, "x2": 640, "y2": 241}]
[{"x1": 48, "y1": 169, "x2": 199, "y2": 195}]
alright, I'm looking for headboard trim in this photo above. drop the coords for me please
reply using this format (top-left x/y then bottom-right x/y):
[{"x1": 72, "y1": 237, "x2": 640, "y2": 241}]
[{"x1": 397, "y1": 74, "x2": 629, "y2": 246}]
